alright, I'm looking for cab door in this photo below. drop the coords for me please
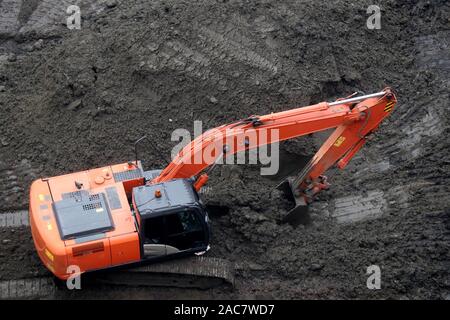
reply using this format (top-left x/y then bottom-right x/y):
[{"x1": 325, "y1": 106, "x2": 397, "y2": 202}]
[{"x1": 141, "y1": 215, "x2": 167, "y2": 257}]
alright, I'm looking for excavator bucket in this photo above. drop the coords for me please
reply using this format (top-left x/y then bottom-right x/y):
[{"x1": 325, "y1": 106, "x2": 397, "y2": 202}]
[{"x1": 277, "y1": 178, "x2": 310, "y2": 226}]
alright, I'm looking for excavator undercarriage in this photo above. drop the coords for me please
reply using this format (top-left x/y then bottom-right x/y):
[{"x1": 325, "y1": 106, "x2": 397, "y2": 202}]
[{"x1": 84, "y1": 256, "x2": 235, "y2": 289}]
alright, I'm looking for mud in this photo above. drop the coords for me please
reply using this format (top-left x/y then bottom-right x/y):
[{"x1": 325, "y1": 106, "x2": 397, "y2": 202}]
[{"x1": 0, "y1": 0, "x2": 449, "y2": 299}]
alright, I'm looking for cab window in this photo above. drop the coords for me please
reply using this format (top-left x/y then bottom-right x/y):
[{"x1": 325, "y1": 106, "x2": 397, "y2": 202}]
[{"x1": 165, "y1": 210, "x2": 205, "y2": 251}]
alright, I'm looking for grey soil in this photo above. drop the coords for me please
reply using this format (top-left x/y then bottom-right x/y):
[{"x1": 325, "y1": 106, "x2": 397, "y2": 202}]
[{"x1": 0, "y1": 0, "x2": 449, "y2": 299}]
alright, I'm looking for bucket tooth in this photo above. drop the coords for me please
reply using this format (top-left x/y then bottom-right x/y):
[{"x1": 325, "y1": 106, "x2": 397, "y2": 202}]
[{"x1": 277, "y1": 178, "x2": 310, "y2": 226}]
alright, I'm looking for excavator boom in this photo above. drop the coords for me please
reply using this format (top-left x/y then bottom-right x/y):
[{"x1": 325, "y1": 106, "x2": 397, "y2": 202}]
[
  {"x1": 153, "y1": 88, "x2": 397, "y2": 223},
  {"x1": 154, "y1": 89, "x2": 396, "y2": 183}
]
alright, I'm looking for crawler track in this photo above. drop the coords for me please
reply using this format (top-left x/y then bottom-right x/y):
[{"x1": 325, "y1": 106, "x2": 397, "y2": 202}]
[{"x1": 90, "y1": 256, "x2": 235, "y2": 289}]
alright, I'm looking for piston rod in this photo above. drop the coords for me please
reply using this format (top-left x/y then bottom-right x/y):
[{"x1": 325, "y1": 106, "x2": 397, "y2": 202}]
[{"x1": 328, "y1": 91, "x2": 386, "y2": 106}]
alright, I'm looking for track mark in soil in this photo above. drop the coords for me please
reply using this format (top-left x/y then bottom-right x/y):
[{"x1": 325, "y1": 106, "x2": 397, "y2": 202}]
[
  {"x1": 399, "y1": 109, "x2": 444, "y2": 159},
  {"x1": 0, "y1": 277, "x2": 55, "y2": 299},
  {"x1": 368, "y1": 160, "x2": 391, "y2": 172},
  {"x1": 386, "y1": 181, "x2": 444, "y2": 212},
  {"x1": 331, "y1": 190, "x2": 385, "y2": 223},
  {"x1": 349, "y1": 155, "x2": 391, "y2": 177},
  {"x1": 197, "y1": 26, "x2": 279, "y2": 75},
  {"x1": 0, "y1": 0, "x2": 22, "y2": 37},
  {"x1": 0, "y1": 210, "x2": 29, "y2": 227},
  {"x1": 142, "y1": 39, "x2": 215, "y2": 83},
  {"x1": 0, "y1": 159, "x2": 39, "y2": 209},
  {"x1": 415, "y1": 32, "x2": 450, "y2": 73},
  {"x1": 166, "y1": 40, "x2": 211, "y2": 69}
]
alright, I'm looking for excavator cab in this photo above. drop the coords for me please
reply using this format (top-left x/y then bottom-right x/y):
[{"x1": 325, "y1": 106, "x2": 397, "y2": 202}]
[{"x1": 133, "y1": 174, "x2": 211, "y2": 259}]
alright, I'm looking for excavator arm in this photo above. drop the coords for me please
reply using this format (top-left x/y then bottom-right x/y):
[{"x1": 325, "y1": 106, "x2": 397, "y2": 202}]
[{"x1": 152, "y1": 88, "x2": 397, "y2": 223}]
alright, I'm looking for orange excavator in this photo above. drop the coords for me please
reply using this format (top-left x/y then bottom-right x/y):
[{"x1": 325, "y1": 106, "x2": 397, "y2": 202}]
[{"x1": 29, "y1": 88, "x2": 397, "y2": 282}]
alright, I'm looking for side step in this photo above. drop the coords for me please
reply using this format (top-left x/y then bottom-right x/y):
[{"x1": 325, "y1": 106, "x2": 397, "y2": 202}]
[{"x1": 88, "y1": 256, "x2": 235, "y2": 290}]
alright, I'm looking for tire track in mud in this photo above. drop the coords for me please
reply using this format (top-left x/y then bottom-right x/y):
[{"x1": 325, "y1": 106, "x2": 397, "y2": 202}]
[
  {"x1": 0, "y1": 210, "x2": 29, "y2": 227},
  {"x1": 0, "y1": 210, "x2": 56, "y2": 299},
  {"x1": 415, "y1": 31, "x2": 450, "y2": 74},
  {"x1": 397, "y1": 108, "x2": 445, "y2": 159},
  {"x1": 0, "y1": 277, "x2": 55, "y2": 299},
  {"x1": 326, "y1": 178, "x2": 448, "y2": 224},
  {"x1": 197, "y1": 26, "x2": 279, "y2": 75},
  {"x1": 0, "y1": 159, "x2": 40, "y2": 210},
  {"x1": 135, "y1": 18, "x2": 289, "y2": 111},
  {"x1": 140, "y1": 24, "x2": 281, "y2": 88},
  {"x1": 330, "y1": 190, "x2": 385, "y2": 223},
  {"x1": 141, "y1": 39, "x2": 214, "y2": 82},
  {"x1": 325, "y1": 30, "x2": 450, "y2": 214},
  {"x1": 391, "y1": 32, "x2": 449, "y2": 159}
]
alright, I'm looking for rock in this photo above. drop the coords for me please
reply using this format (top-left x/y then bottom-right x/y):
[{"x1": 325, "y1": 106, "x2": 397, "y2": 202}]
[
  {"x1": 1, "y1": 138, "x2": 9, "y2": 147},
  {"x1": 310, "y1": 263, "x2": 324, "y2": 271},
  {"x1": 255, "y1": 16, "x2": 266, "y2": 23},
  {"x1": 342, "y1": 70, "x2": 361, "y2": 82},
  {"x1": 106, "y1": 0, "x2": 117, "y2": 8},
  {"x1": 0, "y1": 85, "x2": 5, "y2": 92},
  {"x1": 2, "y1": 239, "x2": 11, "y2": 244},
  {"x1": 7, "y1": 54, "x2": 16, "y2": 62},
  {"x1": 218, "y1": 79, "x2": 228, "y2": 91},
  {"x1": 33, "y1": 39, "x2": 44, "y2": 50},
  {"x1": 67, "y1": 99, "x2": 82, "y2": 111},
  {"x1": 148, "y1": 43, "x2": 159, "y2": 52},
  {"x1": 210, "y1": 96, "x2": 218, "y2": 104},
  {"x1": 248, "y1": 262, "x2": 266, "y2": 271},
  {"x1": 221, "y1": 165, "x2": 243, "y2": 179}
]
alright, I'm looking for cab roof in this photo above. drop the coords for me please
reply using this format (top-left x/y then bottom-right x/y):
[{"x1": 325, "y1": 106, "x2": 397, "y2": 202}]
[{"x1": 133, "y1": 178, "x2": 199, "y2": 217}]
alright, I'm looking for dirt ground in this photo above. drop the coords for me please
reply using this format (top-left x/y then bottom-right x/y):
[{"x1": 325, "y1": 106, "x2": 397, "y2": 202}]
[{"x1": 0, "y1": 0, "x2": 449, "y2": 299}]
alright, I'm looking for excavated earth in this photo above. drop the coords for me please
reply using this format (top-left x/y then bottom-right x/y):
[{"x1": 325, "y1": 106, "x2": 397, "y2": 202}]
[{"x1": 0, "y1": 0, "x2": 449, "y2": 299}]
